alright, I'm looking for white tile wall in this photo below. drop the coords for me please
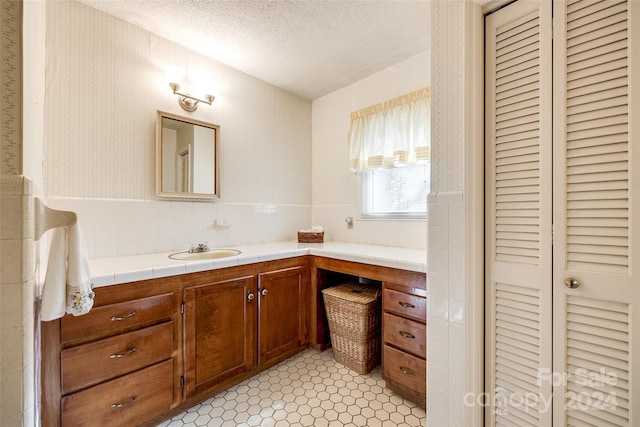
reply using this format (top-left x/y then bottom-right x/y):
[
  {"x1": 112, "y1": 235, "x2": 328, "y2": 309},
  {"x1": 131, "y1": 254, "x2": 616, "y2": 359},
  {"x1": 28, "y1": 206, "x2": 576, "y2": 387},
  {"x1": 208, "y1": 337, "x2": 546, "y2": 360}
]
[
  {"x1": 311, "y1": 205, "x2": 427, "y2": 249},
  {"x1": 426, "y1": 191, "x2": 465, "y2": 425},
  {"x1": 46, "y1": 198, "x2": 311, "y2": 259},
  {"x1": 0, "y1": 176, "x2": 35, "y2": 427}
]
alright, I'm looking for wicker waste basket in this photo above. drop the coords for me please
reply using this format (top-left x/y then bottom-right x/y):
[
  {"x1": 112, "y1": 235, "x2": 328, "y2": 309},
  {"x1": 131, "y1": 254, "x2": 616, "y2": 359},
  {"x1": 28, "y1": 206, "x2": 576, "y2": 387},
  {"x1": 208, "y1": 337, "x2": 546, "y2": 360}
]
[{"x1": 322, "y1": 282, "x2": 381, "y2": 374}]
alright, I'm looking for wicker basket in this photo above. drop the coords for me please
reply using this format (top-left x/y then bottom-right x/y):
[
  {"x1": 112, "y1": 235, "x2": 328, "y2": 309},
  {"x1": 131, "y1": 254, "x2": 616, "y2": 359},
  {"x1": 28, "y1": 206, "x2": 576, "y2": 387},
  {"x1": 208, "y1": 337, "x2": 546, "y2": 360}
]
[
  {"x1": 322, "y1": 282, "x2": 381, "y2": 374},
  {"x1": 298, "y1": 231, "x2": 324, "y2": 243}
]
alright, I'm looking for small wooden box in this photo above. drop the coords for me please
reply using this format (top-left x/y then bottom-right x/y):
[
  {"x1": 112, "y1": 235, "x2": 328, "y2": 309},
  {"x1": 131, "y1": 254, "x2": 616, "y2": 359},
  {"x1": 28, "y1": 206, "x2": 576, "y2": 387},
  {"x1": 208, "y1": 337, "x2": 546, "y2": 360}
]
[{"x1": 297, "y1": 231, "x2": 324, "y2": 243}]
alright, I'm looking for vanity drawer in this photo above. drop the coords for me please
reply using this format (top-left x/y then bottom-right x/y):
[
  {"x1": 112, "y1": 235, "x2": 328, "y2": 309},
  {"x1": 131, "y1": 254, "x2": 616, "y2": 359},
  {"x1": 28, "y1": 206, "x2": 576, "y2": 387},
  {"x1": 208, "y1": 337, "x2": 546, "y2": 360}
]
[
  {"x1": 61, "y1": 293, "x2": 173, "y2": 346},
  {"x1": 382, "y1": 288, "x2": 426, "y2": 322},
  {"x1": 61, "y1": 321, "x2": 173, "y2": 394},
  {"x1": 383, "y1": 313, "x2": 426, "y2": 357},
  {"x1": 61, "y1": 359, "x2": 173, "y2": 427},
  {"x1": 383, "y1": 345, "x2": 426, "y2": 400}
]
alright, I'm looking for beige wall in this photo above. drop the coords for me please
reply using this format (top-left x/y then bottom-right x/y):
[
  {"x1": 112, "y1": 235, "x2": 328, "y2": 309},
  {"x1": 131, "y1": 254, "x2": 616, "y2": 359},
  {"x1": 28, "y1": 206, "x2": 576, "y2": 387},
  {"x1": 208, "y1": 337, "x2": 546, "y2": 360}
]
[
  {"x1": 43, "y1": 1, "x2": 313, "y2": 257},
  {"x1": 44, "y1": 0, "x2": 311, "y2": 203},
  {"x1": 311, "y1": 52, "x2": 429, "y2": 249}
]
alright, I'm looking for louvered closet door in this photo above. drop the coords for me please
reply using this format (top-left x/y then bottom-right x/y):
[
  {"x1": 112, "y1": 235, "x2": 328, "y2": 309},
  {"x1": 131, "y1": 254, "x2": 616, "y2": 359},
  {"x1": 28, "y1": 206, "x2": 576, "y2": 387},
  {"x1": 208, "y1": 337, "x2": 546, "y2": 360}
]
[
  {"x1": 552, "y1": 0, "x2": 639, "y2": 425},
  {"x1": 485, "y1": 2, "x2": 553, "y2": 426}
]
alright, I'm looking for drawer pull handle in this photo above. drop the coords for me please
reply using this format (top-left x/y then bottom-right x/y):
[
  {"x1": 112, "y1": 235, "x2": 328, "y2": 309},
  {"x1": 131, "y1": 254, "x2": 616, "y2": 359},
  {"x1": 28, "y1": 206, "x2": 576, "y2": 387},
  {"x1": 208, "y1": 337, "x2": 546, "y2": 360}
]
[
  {"x1": 399, "y1": 302, "x2": 415, "y2": 308},
  {"x1": 110, "y1": 347, "x2": 137, "y2": 359},
  {"x1": 111, "y1": 395, "x2": 137, "y2": 409},
  {"x1": 399, "y1": 331, "x2": 415, "y2": 339},
  {"x1": 400, "y1": 366, "x2": 415, "y2": 376},
  {"x1": 110, "y1": 311, "x2": 137, "y2": 321}
]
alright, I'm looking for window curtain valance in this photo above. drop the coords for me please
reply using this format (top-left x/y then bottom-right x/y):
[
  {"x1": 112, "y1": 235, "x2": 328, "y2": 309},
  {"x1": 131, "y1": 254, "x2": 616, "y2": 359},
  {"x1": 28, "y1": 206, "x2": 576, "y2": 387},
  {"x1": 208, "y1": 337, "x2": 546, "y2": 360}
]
[{"x1": 348, "y1": 87, "x2": 430, "y2": 172}]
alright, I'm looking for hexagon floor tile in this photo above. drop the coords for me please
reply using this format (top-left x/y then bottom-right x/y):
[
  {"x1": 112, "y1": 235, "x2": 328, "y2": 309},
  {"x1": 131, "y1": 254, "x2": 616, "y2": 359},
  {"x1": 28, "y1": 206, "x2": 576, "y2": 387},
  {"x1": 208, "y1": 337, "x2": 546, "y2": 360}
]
[{"x1": 156, "y1": 348, "x2": 426, "y2": 427}]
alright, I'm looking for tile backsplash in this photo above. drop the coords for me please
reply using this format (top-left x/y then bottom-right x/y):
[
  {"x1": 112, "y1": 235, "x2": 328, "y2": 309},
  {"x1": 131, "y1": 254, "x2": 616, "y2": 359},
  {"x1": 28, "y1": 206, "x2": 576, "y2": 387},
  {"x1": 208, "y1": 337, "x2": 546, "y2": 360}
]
[{"x1": 46, "y1": 197, "x2": 311, "y2": 259}]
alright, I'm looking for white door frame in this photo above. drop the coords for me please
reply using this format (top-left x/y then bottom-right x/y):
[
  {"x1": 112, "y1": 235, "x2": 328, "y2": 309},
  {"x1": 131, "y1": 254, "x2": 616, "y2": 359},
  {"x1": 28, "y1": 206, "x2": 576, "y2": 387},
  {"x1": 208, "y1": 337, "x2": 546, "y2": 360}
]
[
  {"x1": 464, "y1": 1, "x2": 486, "y2": 425},
  {"x1": 464, "y1": 1, "x2": 519, "y2": 426}
]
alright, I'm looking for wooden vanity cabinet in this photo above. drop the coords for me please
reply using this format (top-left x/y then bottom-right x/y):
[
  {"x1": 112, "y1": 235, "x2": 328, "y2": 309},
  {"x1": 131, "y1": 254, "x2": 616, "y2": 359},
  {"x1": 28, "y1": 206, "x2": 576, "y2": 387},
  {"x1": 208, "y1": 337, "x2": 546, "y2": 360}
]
[
  {"x1": 309, "y1": 257, "x2": 426, "y2": 407},
  {"x1": 58, "y1": 291, "x2": 177, "y2": 427},
  {"x1": 182, "y1": 275, "x2": 256, "y2": 399},
  {"x1": 42, "y1": 255, "x2": 424, "y2": 425},
  {"x1": 382, "y1": 281, "x2": 427, "y2": 407},
  {"x1": 181, "y1": 263, "x2": 309, "y2": 399}
]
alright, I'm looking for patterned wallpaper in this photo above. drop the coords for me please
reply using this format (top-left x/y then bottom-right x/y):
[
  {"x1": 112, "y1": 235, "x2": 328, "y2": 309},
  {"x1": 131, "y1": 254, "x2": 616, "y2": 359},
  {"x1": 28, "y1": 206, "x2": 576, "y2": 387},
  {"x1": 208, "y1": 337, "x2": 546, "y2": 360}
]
[
  {"x1": 44, "y1": 1, "x2": 311, "y2": 202},
  {"x1": 1, "y1": 0, "x2": 22, "y2": 175},
  {"x1": 431, "y1": 0, "x2": 465, "y2": 193},
  {"x1": 426, "y1": 1, "x2": 469, "y2": 425}
]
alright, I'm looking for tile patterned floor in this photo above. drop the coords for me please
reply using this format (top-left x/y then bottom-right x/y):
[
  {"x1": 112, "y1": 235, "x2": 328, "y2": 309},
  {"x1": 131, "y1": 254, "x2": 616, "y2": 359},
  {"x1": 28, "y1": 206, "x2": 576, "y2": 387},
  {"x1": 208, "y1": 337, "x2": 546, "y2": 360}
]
[{"x1": 157, "y1": 348, "x2": 426, "y2": 427}]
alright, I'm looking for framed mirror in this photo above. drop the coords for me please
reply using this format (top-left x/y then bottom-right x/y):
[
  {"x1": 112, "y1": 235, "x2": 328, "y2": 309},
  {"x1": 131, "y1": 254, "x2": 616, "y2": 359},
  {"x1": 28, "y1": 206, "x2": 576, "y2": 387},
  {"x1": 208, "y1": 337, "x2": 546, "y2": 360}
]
[{"x1": 156, "y1": 111, "x2": 220, "y2": 200}]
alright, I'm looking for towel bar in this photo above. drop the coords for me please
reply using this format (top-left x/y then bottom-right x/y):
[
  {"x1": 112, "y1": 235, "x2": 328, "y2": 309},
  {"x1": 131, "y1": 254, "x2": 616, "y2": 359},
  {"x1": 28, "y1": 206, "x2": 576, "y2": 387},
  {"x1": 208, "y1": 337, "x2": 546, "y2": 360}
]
[{"x1": 34, "y1": 197, "x2": 78, "y2": 241}]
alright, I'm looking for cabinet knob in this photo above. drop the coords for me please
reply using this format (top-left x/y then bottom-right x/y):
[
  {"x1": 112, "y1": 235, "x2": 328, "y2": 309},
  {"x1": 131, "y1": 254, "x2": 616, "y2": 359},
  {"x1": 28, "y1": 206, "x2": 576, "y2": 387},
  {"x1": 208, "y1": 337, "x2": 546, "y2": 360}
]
[
  {"x1": 247, "y1": 292, "x2": 255, "y2": 302},
  {"x1": 261, "y1": 288, "x2": 268, "y2": 296},
  {"x1": 399, "y1": 366, "x2": 415, "y2": 376},
  {"x1": 399, "y1": 302, "x2": 415, "y2": 309},
  {"x1": 564, "y1": 278, "x2": 581, "y2": 289}
]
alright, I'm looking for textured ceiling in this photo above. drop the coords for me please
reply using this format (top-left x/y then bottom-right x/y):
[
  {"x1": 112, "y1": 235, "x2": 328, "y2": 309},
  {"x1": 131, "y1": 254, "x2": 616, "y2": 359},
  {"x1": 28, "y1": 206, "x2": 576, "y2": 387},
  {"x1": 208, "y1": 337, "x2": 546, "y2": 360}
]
[{"x1": 78, "y1": 0, "x2": 430, "y2": 100}]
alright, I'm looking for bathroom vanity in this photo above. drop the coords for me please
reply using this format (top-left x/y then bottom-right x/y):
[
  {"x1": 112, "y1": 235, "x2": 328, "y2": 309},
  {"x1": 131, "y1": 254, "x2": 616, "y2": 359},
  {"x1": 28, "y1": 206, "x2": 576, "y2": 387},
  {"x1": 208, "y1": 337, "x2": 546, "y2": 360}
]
[{"x1": 40, "y1": 242, "x2": 426, "y2": 426}]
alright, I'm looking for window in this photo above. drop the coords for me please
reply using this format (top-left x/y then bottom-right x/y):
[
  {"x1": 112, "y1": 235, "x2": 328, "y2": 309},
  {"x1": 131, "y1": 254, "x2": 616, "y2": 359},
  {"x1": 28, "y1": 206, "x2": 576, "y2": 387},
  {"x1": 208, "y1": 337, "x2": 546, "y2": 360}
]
[
  {"x1": 362, "y1": 163, "x2": 429, "y2": 218},
  {"x1": 348, "y1": 88, "x2": 430, "y2": 219}
]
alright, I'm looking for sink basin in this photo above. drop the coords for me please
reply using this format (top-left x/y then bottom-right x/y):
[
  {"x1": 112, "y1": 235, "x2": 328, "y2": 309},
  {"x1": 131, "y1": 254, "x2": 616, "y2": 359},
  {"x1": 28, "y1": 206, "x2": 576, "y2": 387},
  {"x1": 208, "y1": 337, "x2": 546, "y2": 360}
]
[{"x1": 168, "y1": 249, "x2": 241, "y2": 260}]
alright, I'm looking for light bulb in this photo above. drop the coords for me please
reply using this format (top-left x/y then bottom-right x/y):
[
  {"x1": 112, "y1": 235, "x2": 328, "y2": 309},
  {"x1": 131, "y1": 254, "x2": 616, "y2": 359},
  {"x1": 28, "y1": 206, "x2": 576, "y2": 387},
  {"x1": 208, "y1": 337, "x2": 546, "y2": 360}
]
[{"x1": 163, "y1": 64, "x2": 185, "y2": 86}]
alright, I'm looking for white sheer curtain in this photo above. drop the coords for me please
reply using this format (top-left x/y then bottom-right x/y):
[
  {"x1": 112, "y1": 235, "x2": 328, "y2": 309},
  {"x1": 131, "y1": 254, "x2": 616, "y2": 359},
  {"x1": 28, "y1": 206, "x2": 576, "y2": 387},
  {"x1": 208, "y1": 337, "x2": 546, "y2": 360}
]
[{"x1": 348, "y1": 88, "x2": 430, "y2": 172}]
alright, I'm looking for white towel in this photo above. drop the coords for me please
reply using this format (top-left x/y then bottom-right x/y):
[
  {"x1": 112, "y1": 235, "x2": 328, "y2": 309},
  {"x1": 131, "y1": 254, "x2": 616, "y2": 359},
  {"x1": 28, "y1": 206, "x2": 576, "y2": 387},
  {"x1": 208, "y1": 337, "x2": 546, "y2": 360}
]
[{"x1": 40, "y1": 223, "x2": 95, "y2": 321}]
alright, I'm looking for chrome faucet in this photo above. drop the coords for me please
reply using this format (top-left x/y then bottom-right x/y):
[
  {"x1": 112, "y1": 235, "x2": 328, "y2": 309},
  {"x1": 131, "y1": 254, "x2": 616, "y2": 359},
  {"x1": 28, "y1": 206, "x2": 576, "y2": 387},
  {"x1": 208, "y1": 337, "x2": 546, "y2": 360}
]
[{"x1": 188, "y1": 242, "x2": 209, "y2": 253}]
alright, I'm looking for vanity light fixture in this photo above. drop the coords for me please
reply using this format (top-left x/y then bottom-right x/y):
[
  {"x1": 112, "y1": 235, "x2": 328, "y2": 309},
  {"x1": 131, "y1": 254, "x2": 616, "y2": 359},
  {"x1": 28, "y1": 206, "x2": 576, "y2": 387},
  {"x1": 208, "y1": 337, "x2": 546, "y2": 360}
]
[{"x1": 169, "y1": 82, "x2": 215, "y2": 112}]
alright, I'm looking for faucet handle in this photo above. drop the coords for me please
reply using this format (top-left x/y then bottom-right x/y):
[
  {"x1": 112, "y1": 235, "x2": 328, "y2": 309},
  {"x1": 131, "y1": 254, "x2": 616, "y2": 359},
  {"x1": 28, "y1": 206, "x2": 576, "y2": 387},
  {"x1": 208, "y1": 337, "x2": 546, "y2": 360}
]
[{"x1": 188, "y1": 242, "x2": 210, "y2": 253}]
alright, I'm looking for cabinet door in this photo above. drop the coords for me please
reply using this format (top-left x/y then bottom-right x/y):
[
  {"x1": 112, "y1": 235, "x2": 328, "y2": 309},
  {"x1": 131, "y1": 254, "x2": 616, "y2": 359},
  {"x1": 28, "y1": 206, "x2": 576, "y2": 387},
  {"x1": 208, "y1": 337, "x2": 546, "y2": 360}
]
[
  {"x1": 183, "y1": 276, "x2": 256, "y2": 398},
  {"x1": 258, "y1": 266, "x2": 308, "y2": 365}
]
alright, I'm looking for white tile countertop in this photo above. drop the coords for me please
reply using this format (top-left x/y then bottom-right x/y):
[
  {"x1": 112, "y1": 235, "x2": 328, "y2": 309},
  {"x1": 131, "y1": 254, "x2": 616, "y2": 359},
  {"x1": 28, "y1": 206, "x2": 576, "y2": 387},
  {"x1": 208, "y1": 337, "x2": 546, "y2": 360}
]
[{"x1": 89, "y1": 241, "x2": 427, "y2": 288}]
